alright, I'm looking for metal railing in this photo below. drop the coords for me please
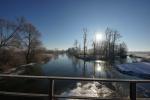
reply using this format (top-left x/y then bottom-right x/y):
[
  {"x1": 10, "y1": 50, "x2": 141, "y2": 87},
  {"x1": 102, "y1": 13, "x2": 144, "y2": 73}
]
[{"x1": 0, "y1": 74, "x2": 150, "y2": 100}]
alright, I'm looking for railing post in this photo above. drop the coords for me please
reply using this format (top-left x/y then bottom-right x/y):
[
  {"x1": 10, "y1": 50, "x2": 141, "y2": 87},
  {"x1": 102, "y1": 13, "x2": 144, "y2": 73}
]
[
  {"x1": 49, "y1": 79, "x2": 54, "y2": 100},
  {"x1": 130, "y1": 82, "x2": 136, "y2": 100}
]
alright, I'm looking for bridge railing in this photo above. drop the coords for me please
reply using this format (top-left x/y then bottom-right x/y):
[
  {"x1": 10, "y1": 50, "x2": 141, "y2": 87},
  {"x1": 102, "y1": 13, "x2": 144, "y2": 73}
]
[{"x1": 0, "y1": 74, "x2": 150, "y2": 100}]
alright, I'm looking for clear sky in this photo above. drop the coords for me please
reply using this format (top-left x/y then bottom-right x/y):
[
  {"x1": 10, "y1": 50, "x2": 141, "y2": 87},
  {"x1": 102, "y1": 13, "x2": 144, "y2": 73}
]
[{"x1": 0, "y1": 0, "x2": 150, "y2": 51}]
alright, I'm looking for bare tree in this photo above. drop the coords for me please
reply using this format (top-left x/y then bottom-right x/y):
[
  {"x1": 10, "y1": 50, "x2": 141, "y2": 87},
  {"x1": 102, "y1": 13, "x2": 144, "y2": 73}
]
[
  {"x1": 0, "y1": 18, "x2": 24, "y2": 48},
  {"x1": 83, "y1": 28, "x2": 87, "y2": 58},
  {"x1": 22, "y1": 22, "x2": 42, "y2": 63},
  {"x1": 104, "y1": 28, "x2": 121, "y2": 60},
  {"x1": 111, "y1": 30, "x2": 121, "y2": 60},
  {"x1": 105, "y1": 28, "x2": 112, "y2": 59},
  {"x1": 0, "y1": 18, "x2": 25, "y2": 69},
  {"x1": 78, "y1": 43, "x2": 81, "y2": 55},
  {"x1": 119, "y1": 42, "x2": 127, "y2": 58},
  {"x1": 92, "y1": 40, "x2": 96, "y2": 56},
  {"x1": 74, "y1": 39, "x2": 78, "y2": 55},
  {"x1": 74, "y1": 40, "x2": 78, "y2": 50}
]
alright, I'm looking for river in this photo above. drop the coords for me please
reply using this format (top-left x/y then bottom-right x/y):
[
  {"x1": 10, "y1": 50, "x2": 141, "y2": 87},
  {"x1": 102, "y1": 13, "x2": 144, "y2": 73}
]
[{"x1": 0, "y1": 53, "x2": 149, "y2": 100}]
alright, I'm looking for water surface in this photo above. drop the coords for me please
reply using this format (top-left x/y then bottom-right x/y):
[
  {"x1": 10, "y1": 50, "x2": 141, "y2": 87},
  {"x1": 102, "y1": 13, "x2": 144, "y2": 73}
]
[{"x1": 0, "y1": 54, "x2": 149, "y2": 99}]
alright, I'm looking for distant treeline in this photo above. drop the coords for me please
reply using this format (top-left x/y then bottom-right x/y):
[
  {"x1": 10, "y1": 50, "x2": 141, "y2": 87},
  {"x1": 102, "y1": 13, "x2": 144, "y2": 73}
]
[{"x1": 68, "y1": 28, "x2": 127, "y2": 61}]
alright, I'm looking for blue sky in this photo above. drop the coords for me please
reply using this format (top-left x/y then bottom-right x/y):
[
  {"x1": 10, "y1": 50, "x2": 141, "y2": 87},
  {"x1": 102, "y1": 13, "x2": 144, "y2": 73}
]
[{"x1": 0, "y1": 0, "x2": 150, "y2": 51}]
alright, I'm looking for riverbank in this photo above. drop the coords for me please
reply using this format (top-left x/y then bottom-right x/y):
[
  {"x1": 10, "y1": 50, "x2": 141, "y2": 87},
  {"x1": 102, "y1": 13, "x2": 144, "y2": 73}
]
[
  {"x1": 2, "y1": 63, "x2": 36, "y2": 75},
  {"x1": 74, "y1": 54, "x2": 107, "y2": 61},
  {"x1": 129, "y1": 52, "x2": 150, "y2": 62},
  {"x1": 0, "y1": 53, "x2": 56, "y2": 75}
]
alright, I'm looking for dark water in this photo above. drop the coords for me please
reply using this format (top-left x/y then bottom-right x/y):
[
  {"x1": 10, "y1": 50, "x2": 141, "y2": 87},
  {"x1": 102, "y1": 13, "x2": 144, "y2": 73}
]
[{"x1": 0, "y1": 54, "x2": 149, "y2": 99}]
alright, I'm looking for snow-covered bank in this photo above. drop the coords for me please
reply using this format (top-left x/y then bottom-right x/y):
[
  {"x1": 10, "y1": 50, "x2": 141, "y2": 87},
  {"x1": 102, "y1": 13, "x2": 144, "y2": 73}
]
[
  {"x1": 129, "y1": 52, "x2": 150, "y2": 59},
  {"x1": 2, "y1": 63, "x2": 36, "y2": 75},
  {"x1": 116, "y1": 62, "x2": 150, "y2": 78},
  {"x1": 60, "y1": 82, "x2": 114, "y2": 100},
  {"x1": 20, "y1": 63, "x2": 36, "y2": 67}
]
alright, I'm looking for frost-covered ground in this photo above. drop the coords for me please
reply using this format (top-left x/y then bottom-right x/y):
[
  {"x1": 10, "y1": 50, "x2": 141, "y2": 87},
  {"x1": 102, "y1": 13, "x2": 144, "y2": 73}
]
[{"x1": 116, "y1": 62, "x2": 150, "y2": 78}]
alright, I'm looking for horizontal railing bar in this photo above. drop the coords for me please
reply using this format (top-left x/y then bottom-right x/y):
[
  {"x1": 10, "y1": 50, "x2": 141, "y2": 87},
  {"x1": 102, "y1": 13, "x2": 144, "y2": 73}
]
[
  {"x1": 0, "y1": 91, "x2": 48, "y2": 97},
  {"x1": 0, "y1": 91, "x2": 149, "y2": 100},
  {"x1": 0, "y1": 74, "x2": 150, "y2": 83},
  {"x1": 54, "y1": 95, "x2": 130, "y2": 100}
]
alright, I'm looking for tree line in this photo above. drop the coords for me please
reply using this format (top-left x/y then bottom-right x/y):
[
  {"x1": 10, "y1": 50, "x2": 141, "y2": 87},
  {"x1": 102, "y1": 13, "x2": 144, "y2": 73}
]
[{"x1": 68, "y1": 28, "x2": 127, "y2": 61}]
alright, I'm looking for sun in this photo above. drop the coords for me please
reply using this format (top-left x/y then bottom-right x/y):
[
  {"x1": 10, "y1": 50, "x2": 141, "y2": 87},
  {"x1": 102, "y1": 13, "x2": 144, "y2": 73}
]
[{"x1": 95, "y1": 32, "x2": 103, "y2": 42}]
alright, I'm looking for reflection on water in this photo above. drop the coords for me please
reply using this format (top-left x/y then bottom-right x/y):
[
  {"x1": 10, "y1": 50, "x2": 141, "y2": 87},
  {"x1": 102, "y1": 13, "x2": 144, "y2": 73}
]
[
  {"x1": 58, "y1": 58, "x2": 131, "y2": 99},
  {"x1": 93, "y1": 60, "x2": 107, "y2": 78},
  {"x1": 0, "y1": 54, "x2": 148, "y2": 99},
  {"x1": 95, "y1": 60, "x2": 104, "y2": 72}
]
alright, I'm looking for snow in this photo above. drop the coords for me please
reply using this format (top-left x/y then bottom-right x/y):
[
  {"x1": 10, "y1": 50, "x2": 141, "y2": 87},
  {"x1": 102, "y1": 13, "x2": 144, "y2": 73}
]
[
  {"x1": 2, "y1": 63, "x2": 36, "y2": 75},
  {"x1": 116, "y1": 62, "x2": 150, "y2": 78},
  {"x1": 60, "y1": 82, "x2": 114, "y2": 100},
  {"x1": 20, "y1": 63, "x2": 36, "y2": 67},
  {"x1": 11, "y1": 70, "x2": 25, "y2": 75},
  {"x1": 126, "y1": 56, "x2": 142, "y2": 63},
  {"x1": 131, "y1": 52, "x2": 150, "y2": 59},
  {"x1": 3, "y1": 68, "x2": 17, "y2": 74}
]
